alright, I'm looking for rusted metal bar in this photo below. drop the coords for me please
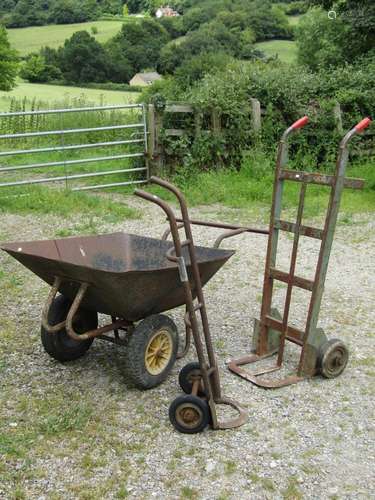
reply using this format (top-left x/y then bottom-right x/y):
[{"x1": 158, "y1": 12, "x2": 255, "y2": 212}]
[
  {"x1": 275, "y1": 220, "x2": 323, "y2": 240},
  {"x1": 280, "y1": 170, "x2": 364, "y2": 189},
  {"x1": 176, "y1": 217, "x2": 269, "y2": 236},
  {"x1": 41, "y1": 276, "x2": 65, "y2": 333},
  {"x1": 269, "y1": 267, "x2": 314, "y2": 291}
]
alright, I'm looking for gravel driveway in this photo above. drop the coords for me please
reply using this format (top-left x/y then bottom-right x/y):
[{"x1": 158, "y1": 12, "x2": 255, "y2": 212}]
[{"x1": 0, "y1": 195, "x2": 374, "y2": 499}]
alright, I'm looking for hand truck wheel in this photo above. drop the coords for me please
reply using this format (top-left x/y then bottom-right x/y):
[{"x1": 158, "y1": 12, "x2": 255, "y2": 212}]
[
  {"x1": 179, "y1": 362, "x2": 206, "y2": 396},
  {"x1": 318, "y1": 338, "x2": 349, "y2": 379},
  {"x1": 169, "y1": 395, "x2": 210, "y2": 434}
]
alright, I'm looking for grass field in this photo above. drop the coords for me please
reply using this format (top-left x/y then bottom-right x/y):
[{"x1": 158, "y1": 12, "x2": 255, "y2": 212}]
[
  {"x1": 0, "y1": 81, "x2": 140, "y2": 110},
  {"x1": 288, "y1": 15, "x2": 302, "y2": 26},
  {"x1": 255, "y1": 40, "x2": 298, "y2": 64},
  {"x1": 7, "y1": 20, "x2": 125, "y2": 56}
]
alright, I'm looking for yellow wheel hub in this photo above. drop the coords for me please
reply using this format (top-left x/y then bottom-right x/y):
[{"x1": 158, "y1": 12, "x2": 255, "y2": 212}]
[{"x1": 145, "y1": 329, "x2": 173, "y2": 375}]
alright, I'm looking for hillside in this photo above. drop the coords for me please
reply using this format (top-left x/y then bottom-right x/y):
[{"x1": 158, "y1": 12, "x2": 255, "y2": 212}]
[
  {"x1": 0, "y1": 0, "x2": 125, "y2": 28},
  {"x1": 0, "y1": 81, "x2": 139, "y2": 110},
  {"x1": 8, "y1": 21, "x2": 124, "y2": 56}
]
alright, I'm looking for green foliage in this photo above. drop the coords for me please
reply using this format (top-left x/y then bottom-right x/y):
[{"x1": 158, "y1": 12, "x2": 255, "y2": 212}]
[
  {"x1": 297, "y1": 2, "x2": 375, "y2": 69},
  {"x1": 157, "y1": 0, "x2": 292, "y2": 74},
  {"x1": 108, "y1": 18, "x2": 170, "y2": 75},
  {"x1": 0, "y1": 27, "x2": 19, "y2": 91},
  {"x1": 58, "y1": 30, "x2": 112, "y2": 83},
  {"x1": 0, "y1": 0, "x2": 124, "y2": 28},
  {"x1": 174, "y1": 52, "x2": 234, "y2": 90},
  {"x1": 19, "y1": 54, "x2": 61, "y2": 83},
  {"x1": 145, "y1": 57, "x2": 374, "y2": 170},
  {"x1": 164, "y1": 152, "x2": 375, "y2": 217},
  {"x1": 295, "y1": 8, "x2": 347, "y2": 69},
  {"x1": 284, "y1": 1, "x2": 308, "y2": 15}
]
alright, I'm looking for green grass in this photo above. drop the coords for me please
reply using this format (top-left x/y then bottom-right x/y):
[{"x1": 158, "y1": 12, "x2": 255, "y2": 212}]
[
  {"x1": 0, "y1": 81, "x2": 140, "y2": 110},
  {"x1": 8, "y1": 21, "x2": 125, "y2": 56},
  {"x1": 256, "y1": 40, "x2": 298, "y2": 64},
  {"x1": 0, "y1": 186, "x2": 139, "y2": 220},
  {"x1": 288, "y1": 15, "x2": 302, "y2": 26},
  {"x1": 151, "y1": 151, "x2": 375, "y2": 219}
]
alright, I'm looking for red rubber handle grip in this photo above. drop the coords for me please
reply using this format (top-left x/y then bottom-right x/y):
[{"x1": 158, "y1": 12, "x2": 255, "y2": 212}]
[
  {"x1": 355, "y1": 117, "x2": 372, "y2": 132},
  {"x1": 291, "y1": 116, "x2": 309, "y2": 130}
]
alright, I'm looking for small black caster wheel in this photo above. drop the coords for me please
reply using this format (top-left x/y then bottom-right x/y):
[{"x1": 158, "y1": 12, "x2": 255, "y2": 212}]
[
  {"x1": 318, "y1": 339, "x2": 349, "y2": 379},
  {"x1": 179, "y1": 361, "x2": 206, "y2": 396},
  {"x1": 169, "y1": 395, "x2": 211, "y2": 434}
]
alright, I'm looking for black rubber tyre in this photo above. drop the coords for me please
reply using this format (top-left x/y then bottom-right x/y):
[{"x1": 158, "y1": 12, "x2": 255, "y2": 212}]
[
  {"x1": 317, "y1": 338, "x2": 349, "y2": 379},
  {"x1": 169, "y1": 395, "x2": 210, "y2": 434},
  {"x1": 41, "y1": 294, "x2": 97, "y2": 362},
  {"x1": 179, "y1": 362, "x2": 206, "y2": 396},
  {"x1": 124, "y1": 314, "x2": 178, "y2": 390}
]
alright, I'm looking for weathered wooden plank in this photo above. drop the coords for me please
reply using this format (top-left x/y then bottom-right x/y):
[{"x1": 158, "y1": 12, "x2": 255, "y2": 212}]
[
  {"x1": 165, "y1": 104, "x2": 194, "y2": 113},
  {"x1": 250, "y1": 98, "x2": 261, "y2": 132},
  {"x1": 164, "y1": 129, "x2": 186, "y2": 136}
]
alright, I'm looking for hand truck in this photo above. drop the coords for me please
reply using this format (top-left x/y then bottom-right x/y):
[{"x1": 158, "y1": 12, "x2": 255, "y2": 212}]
[
  {"x1": 136, "y1": 177, "x2": 249, "y2": 433},
  {"x1": 228, "y1": 116, "x2": 372, "y2": 388}
]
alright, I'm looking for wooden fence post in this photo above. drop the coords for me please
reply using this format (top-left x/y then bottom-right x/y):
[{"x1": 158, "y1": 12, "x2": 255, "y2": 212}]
[
  {"x1": 147, "y1": 104, "x2": 156, "y2": 160},
  {"x1": 250, "y1": 98, "x2": 261, "y2": 132},
  {"x1": 333, "y1": 102, "x2": 343, "y2": 134},
  {"x1": 211, "y1": 108, "x2": 221, "y2": 135},
  {"x1": 147, "y1": 104, "x2": 164, "y2": 176}
]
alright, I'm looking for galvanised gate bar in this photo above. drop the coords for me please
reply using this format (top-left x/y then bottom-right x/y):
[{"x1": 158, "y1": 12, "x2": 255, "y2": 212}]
[{"x1": 0, "y1": 103, "x2": 149, "y2": 192}]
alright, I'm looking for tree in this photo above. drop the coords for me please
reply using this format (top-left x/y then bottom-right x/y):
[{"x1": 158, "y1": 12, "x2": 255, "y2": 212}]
[
  {"x1": 296, "y1": 8, "x2": 346, "y2": 70},
  {"x1": 20, "y1": 54, "x2": 61, "y2": 82},
  {"x1": 306, "y1": 1, "x2": 375, "y2": 59},
  {"x1": 0, "y1": 26, "x2": 19, "y2": 91},
  {"x1": 49, "y1": 0, "x2": 85, "y2": 24},
  {"x1": 58, "y1": 31, "x2": 111, "y2": 82},
  {"x1": 109, "y1": 18, "x2": 170, "y2": 75}
]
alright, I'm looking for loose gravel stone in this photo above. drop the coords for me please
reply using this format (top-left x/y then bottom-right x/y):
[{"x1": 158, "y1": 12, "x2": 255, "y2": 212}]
[{"x1": 0, "y1": 198, "x2": 374, "y2": 499}]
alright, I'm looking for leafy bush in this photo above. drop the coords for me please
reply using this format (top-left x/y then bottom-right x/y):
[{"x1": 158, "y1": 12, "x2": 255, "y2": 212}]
[
  {"x1": 20, "y1": 54, "x2": 61, "y2": 83},
  {"x1": 145, "y1": 58, "x2": 374, "y2": 170}
]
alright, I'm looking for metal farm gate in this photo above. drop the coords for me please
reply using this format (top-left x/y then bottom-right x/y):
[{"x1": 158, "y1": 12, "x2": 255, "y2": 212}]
[{"x1": 0, "y1": 103, "x2": 149, "y2": 192}]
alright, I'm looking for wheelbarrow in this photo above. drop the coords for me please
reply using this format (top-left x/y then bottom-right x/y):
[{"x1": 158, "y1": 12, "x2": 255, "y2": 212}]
[
  {"x1": 1, "y1": 226, "x2": 235, "y2": 391},
  {"x1": 1, "y1": 177, "x2": 260, "y2": 432}
]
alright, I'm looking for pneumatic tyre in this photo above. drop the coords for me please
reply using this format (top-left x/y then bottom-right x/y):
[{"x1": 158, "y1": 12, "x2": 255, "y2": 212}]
[
  {"x1": 124, "y1": 314, "x2": 178, "y2": 390},
  {"x1": 41, "y1": 294, "x2": 97, "y2": 362}
]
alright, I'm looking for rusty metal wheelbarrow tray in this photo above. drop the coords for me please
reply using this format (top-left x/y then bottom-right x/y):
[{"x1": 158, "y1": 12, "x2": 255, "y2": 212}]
[{"x1": 1, "y1": 232, "x2": 234, "y2": 322}]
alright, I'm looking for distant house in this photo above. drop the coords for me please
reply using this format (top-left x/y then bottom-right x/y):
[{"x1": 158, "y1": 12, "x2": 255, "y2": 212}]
[
  {"x1": 155, "y1": 6, "x2": 180, "y2": 18},
  {"x1": 129, "y1": 72, "x2": 163, "y2": 87}
]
